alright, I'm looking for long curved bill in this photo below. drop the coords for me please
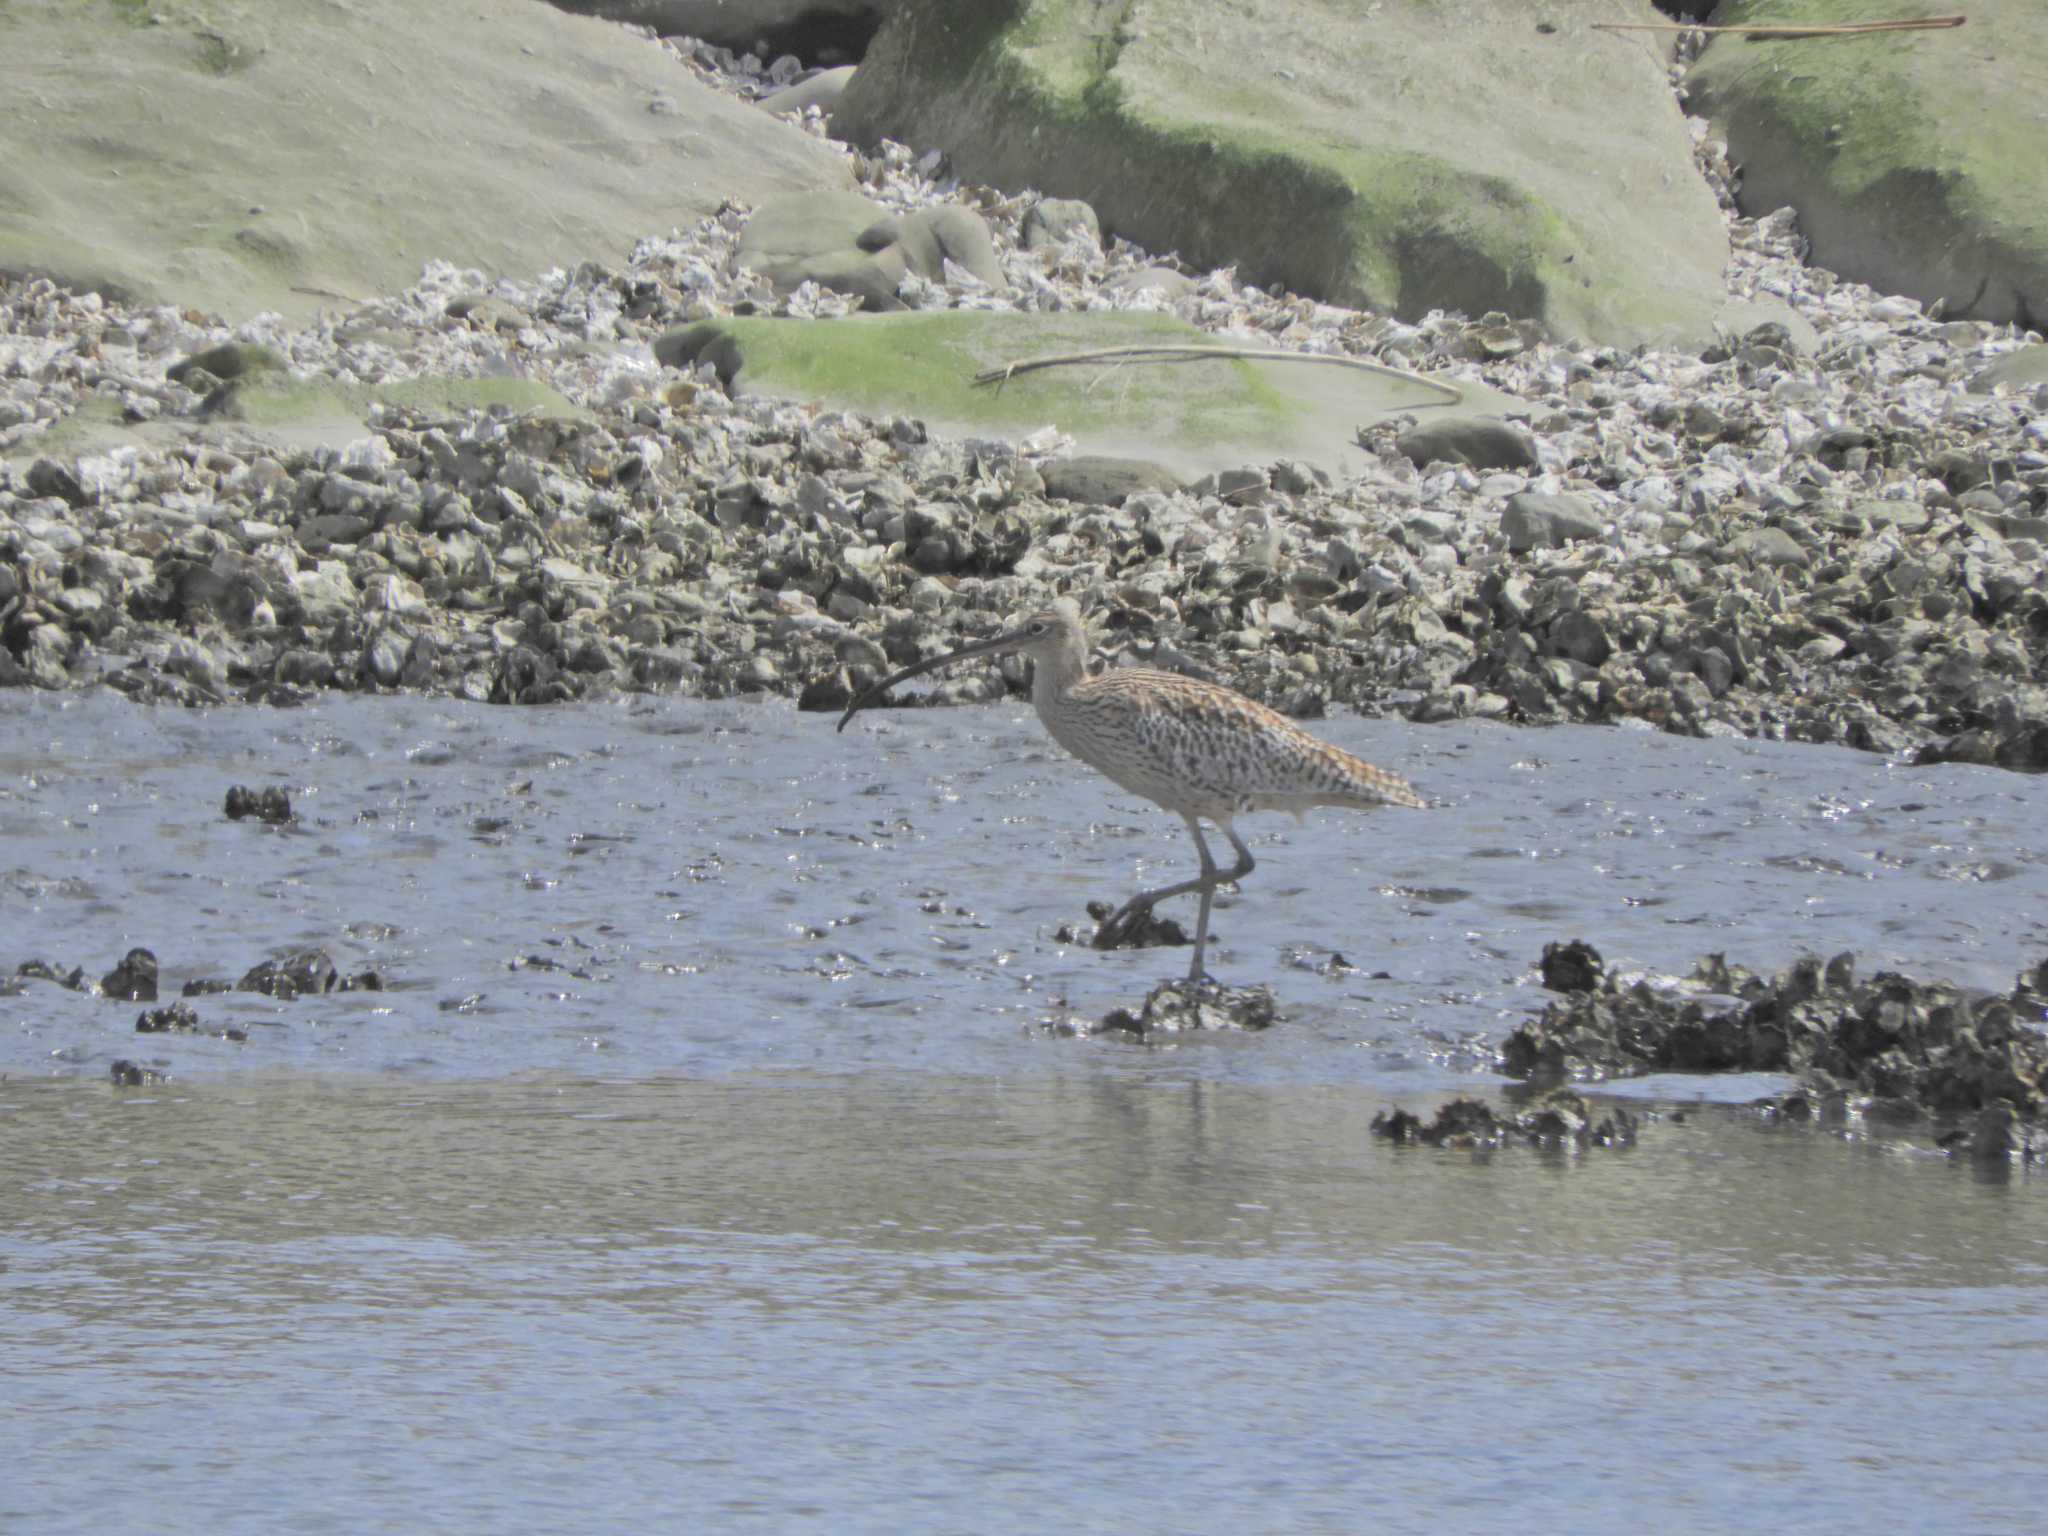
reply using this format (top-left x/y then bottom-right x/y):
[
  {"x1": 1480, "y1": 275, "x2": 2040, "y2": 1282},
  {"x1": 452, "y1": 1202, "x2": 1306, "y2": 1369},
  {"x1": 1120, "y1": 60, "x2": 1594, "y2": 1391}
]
[{"x1": 835, "y1": 628, "x2": 1020, "y2": 732}]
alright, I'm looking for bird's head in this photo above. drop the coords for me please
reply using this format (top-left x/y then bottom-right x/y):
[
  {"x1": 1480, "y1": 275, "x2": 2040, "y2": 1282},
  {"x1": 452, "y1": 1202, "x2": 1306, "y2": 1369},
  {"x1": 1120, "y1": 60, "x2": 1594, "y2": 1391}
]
[{"x1": 836, "y1": 597, "x2": 1088, "y2": 730}]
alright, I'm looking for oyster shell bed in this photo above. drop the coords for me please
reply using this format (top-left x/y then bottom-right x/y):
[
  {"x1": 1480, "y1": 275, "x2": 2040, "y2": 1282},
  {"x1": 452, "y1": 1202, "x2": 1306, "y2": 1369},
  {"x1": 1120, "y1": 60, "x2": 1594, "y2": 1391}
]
[{"x1": 3, "y1": 36, "x2": 2045, "y2": 772}]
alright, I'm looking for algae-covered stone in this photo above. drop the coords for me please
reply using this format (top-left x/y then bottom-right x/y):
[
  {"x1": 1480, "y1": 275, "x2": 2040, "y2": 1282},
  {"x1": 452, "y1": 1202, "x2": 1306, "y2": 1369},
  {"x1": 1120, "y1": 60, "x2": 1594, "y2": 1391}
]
[
  {"x1": 652, "y1": 309, "x2": 1521, "y2": 479},
  {"x1": 738, "y1": 194, "x2": 1007, "y2": 307},
  {"x1": 0, "y1": 0, "x2": 850, "y2": 321},
  {"x1": 1040, "y1": 456, "x2": 1185, "y2": 506},
  {"x1": 1687, "y1": 0, "x2": 2048, "y2": 325},
  {"x1": 833, "y1": 0, "x2": 1730, "y2": 346},
  {"x1": 167, "y1": 343, "x2": 290, "y2": 388}
]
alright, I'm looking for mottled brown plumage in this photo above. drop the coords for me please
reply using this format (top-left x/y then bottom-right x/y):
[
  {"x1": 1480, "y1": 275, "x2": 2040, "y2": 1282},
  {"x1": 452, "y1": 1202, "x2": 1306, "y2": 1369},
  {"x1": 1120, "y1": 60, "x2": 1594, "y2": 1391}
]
[{"x1": 838, "y1": 599, "x2": 1426, "y2": 983}]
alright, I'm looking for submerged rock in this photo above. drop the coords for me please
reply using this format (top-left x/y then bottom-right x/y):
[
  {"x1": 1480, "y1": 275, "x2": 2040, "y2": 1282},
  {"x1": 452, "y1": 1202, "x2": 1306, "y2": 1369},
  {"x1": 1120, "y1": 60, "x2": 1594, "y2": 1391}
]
[
  {"x1": 1502, "y1": 947, "x2": 2048, "y2": 1128},
  {"x1": 108, "y1": 1059, "x2": 167, "y2": 1087},
  {"x1": 1079, "y1": 899, "x2": 1189, "y2": 954},
  {"x1": 1538, "y1": 938, "x2": 1604, "y2": 994},
  {"x1": 224, "y1": 785, "x2": 295, "y2": 824},
  {"x1": 16, "y1": 959, "x2": 88, "y2": 992},
  {"x1": 134, "y1": 1001, "x2": 201, "y2": 1034},
  {"x1": 239, "y1": 948, "x2": 339, "y2": 1000},
  {"x1": 1094, "y1": 980, "x2": 1278, "y2": 1036},
  {"x1": 100, "y1": 946, "x2": 159, "y2": 1001},
  {"x1": 1371, "y1": 1090, "x2": 1639, "y2": 1149}
]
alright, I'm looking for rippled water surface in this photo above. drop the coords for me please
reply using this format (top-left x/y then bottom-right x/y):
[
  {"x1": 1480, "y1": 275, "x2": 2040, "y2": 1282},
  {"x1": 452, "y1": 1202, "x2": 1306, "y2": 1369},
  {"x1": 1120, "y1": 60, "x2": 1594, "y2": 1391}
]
[{"x1": 4, "y1": 691, "x2": 2047, "y2": 1529}]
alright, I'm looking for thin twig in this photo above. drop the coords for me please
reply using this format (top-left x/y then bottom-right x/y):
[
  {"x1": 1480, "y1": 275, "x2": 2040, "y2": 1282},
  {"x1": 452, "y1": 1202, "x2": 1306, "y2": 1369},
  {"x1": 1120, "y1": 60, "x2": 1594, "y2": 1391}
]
[
  {"x1": 971, "y1": 345, "x2": 1464, "y2": 405},
  {"x1": 1592, "y1": 15, "x2": 1964, "y2": 37}
]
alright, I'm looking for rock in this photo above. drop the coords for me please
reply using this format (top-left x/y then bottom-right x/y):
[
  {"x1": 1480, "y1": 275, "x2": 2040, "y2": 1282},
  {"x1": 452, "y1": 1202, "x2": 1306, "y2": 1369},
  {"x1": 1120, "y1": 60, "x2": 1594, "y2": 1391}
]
[
  {"x1": 833, "y1": 0, "x2": 1731, "y2": 345},
  {"x1": 0, "y1": 0, "x2": 853, "y2": 321},
  {"x1": 1539, "y1": 939, "x2": 1602, "y2": 994},
  {"x1": 101, "y1": 947, "x2": 159, "y2": 1002},
  {"x1": 1080, "y1": 898, "x2": 1189, "y2": 953},
  {"x1": 1097, "y1": 980, "x2": 1278, "y2": 1035},
  {"x1": 1969, "y1": 344, "x2": 2048, "y2": 395},
  {"x1": 17, "y1": 959, "x2": 88, "y2": 991},
  {"x1": 224, "y1": 785, "x2": 294, "y2": 824},
  {"x1": 860, "y1": 205, "x2": 1007, "y2": 292},
  {"x1": 1040, "y1": 456, "x2": 1186, "y2": 506},
  {"x1": 1500, "y1": 947, "x2": 2048, "y2": 1128},
  {"x1": 1022, "y1": 197, "x2": 1102, "y2": 252},
  {"x1": 737, "y1": 192, "x2": 1007, "y2": 308},
  {"x1": 1103, "y1": 266, "x2": 1194, "y2": 302},
  {"x1": 758, "y1": 64, "x2": 858, "y2": 118},
  {"x1": 1397, "y1": 419, "x2": 1539, "y2": 471},
  {"x1": 1928, "y1": 450, "x2": 1988, "y2": 495},
  {"x1": 1688, "y1": 2, "x2": 2048, "y2": 326},
  {"x1": 109, "y1": 1059, "x2": 167, "y2": 1087},
  {"x1": 1501, "y1": 492, "x2": 1602, "y2": 551},
  {"x1": 25, "y1": 458, "x2": 89, "y2": 507},
  {"x1": 1370, "y1": 1091, "x2": 1637, "y2": 1149},
  {"x1": 135, "y1": 1001, "x2": 201, "y2": 1034},
  {"x1": 1547, "y1": 611, "x2": 1611, "y2": 668},
  {"x1": 1935, "y1": 1104, "x2": 2040, "y2": 1164},
  {"x1": 1726, "y1": 526, "x2": 1810, "y2": 569},
  {"x1": 167, "y1": 342, "x2": 289, "y2": 387},
  {"x1": 239, "y1": 948, "x2": 339, "y2": 1000}
]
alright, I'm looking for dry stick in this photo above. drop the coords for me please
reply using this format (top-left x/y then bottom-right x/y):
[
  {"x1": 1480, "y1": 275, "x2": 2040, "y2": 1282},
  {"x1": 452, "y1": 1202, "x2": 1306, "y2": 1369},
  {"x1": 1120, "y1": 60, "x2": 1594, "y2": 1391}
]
[
  {"x1": 972, "y1": 345, "x2": 1465, "y2": 405},
  {"x1": 1591, "y1": 15, "x2": 1964, "y2": 36}
]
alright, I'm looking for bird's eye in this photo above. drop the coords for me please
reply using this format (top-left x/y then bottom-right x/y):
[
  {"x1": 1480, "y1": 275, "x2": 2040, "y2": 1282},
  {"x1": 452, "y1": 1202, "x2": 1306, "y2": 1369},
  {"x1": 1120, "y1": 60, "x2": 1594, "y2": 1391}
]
[{"x1": 1028, "y1": 621, "x2": 1047, "y2": 635}]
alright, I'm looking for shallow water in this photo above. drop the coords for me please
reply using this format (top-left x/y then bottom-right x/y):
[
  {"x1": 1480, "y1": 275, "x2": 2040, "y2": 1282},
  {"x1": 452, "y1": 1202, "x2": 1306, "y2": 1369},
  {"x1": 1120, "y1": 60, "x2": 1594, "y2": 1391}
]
[
  {"x1": 4, "y1": 690, "x2": 2047, "y2": 1528},
  {"x1": 3, "y1": 690, "x2": 2045, "y2": 1081},
  {"x1": 5, "y1": 1073, "x2": 2046, "y2": 1532}
]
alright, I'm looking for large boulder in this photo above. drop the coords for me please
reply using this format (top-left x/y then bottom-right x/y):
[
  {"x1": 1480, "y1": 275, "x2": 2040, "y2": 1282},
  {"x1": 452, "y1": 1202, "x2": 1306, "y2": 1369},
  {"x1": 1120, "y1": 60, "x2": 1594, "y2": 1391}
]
[
  {"x1": 1687, "y1": 0, "x2": 2047, "y2": 325},
  {"x1": 830, "y1": 0, "x2": 1732, "y2": 348},
  {"x1": 0, "y1": 0, "x2": 851, "y2": 322}
]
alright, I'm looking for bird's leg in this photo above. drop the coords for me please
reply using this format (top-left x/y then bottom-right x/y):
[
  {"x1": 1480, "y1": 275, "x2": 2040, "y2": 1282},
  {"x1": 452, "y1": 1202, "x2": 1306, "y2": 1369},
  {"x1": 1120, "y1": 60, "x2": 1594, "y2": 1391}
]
[
  {"x1": 1093, "y1": 813, "x2": 1215, "y2": 952},
  {"x1": 1184, "y1": 821, "x2": 1255, "y2": 986}
]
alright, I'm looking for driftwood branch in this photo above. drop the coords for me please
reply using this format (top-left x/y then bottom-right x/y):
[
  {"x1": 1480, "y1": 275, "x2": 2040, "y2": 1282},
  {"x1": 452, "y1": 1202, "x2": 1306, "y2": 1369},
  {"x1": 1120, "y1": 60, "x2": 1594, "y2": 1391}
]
[
  {"x1": 1592, "y1": 14, "x2": 1964, "y2": 38},
  {"x1": 971, "y1": 345, "x2": 1465, "y2": 406}
]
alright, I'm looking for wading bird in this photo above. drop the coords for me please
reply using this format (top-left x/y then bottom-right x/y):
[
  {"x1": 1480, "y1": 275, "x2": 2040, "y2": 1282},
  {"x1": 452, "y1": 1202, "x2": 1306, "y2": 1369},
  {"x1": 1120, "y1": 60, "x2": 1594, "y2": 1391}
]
[{"x1": 837, "y1": 600, "x2": 1426, "y2": 983}]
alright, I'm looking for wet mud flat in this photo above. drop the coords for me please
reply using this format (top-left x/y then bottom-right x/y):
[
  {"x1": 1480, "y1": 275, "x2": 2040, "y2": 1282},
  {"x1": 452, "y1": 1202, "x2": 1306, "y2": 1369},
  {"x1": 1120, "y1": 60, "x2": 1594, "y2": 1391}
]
[{"x1": 3, "y1": 689, "x2": 2044, "y2": 1137}]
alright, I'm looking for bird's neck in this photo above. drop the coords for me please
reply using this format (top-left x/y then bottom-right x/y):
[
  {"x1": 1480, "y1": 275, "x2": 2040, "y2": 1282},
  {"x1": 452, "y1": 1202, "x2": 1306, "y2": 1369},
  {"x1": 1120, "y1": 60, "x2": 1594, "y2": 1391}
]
[{"x1": 1030, "y1": 635, "x2": 1090, "y2": 711}]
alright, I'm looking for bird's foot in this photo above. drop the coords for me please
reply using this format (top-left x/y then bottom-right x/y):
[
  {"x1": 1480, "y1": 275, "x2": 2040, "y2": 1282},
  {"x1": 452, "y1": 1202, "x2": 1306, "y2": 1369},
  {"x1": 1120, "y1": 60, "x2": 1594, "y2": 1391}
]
[{"x1": 1087, "y1": 899, "x2": 1189, "y2": 952}]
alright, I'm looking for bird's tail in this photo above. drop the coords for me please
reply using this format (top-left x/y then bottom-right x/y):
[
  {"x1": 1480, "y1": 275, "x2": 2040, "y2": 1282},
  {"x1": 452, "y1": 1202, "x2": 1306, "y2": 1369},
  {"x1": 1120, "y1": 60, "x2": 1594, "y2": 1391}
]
[{"x1": 1330, "y1": 749, "x2": 1428, "y2": 810}]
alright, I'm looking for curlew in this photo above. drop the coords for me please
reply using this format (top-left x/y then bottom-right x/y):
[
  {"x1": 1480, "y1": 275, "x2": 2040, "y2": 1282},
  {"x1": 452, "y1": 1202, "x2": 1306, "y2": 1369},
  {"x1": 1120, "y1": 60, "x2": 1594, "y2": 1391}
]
[{"x1": 837, "y1": 599, "x2": 1427, "y2": 983}]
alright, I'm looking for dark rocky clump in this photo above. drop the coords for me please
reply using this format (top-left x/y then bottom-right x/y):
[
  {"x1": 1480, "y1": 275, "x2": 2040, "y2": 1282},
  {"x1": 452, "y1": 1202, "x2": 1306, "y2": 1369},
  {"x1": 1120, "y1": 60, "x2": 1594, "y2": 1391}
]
[
  {"x1": 1538, "y1": 938, "x2": 1604, "y2": 993},
  {"x1": 136, "y1": 1000, "x2": 247, "y2": 1041},
  {"x1": 15, "y1": 958, "x2": 88, "y2": 991},
  {"x1": 100, "y1": 946, "x2": 159, "y2": 1001},
  {"x1": 1934, "y1": 1105, "x2": 2043, "y2": 1164},
  {"x1": 1371, "y1": 1090, "x2": 1639, "y2": 1149},
  {"x1": 109, "y1": 1059, "x2": 166, "y2": 1087},
  {"x1": 224, "y1": 784, "x2": 294, "y2": 824},
  {"x1": 1079, "y1": 900, "x2": 1189, "y2": 953},
  {"x1": 238, "y1": 948, "x2": 339, "y2": 999},
  {"x1": 135, "y1": 1001, "x2": 200, "y2": 1033},
  {"x1": 1099, "y1": 980, "x2": 1278, "y2": 1036},
  {"x1": 1501, "y1": 946, "x2": 2048, "y2": 1131},
  {"x1": 1036, "y1": 979, "x2": 1278, "y2": 1037}
]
